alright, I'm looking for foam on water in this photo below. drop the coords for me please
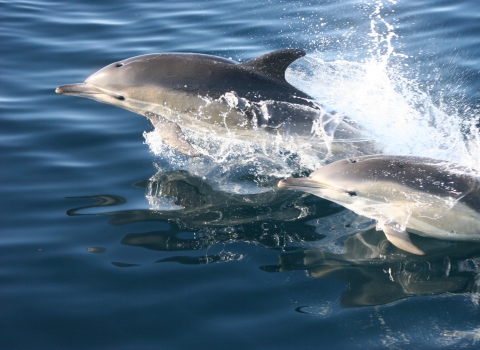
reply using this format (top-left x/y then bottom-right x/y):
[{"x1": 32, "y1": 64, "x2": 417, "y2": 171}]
[
  {"x1": 144, "y1": 131, "x2": 303, "y2": 194},
  {"x1": 287, "y1": 0, "x2": 480, "y2": 170},
  {"x1": 287, "y1": 56, "x2": 478, "y2": 166}
]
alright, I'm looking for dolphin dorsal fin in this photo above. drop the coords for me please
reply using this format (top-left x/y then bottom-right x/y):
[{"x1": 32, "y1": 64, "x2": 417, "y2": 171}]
[{"x1": 239, "y1": 49, "x2": 306, "y2": 83}]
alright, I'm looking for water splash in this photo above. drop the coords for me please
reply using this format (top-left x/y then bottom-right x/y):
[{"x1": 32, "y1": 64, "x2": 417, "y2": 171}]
[
  {"x1": 287, "y1": 56, "x2": 477, "y2": 164},
  {"x1": 144, "y1": 131, "x2": 306, "y2": 193},
  {"x1": 288, "y1": 0, "x2": 479, "y2": 170}
]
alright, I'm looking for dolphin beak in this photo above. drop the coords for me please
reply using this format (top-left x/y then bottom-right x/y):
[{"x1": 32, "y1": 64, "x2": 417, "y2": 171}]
[
  {"x1": 55, "y1": 83, "x2": 104, "y2": 96},
  {"x1": 55, "y1": 83, "x2": 125, "y2": 100},
  {"x1": 278, "y1": 177, "x2": 348, "y2": 194},
  {"x1": 278, "y1": 177, "x2": 322, "y2": 189}
]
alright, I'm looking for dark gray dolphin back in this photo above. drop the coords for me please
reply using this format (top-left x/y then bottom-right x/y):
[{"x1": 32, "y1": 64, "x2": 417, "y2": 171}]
[
  {"x1": 105, "y1": 49, "x2": 312, "y2": 104},
  {"x1": 345, "y1": 155, "x2": 480, "y2": 211}
]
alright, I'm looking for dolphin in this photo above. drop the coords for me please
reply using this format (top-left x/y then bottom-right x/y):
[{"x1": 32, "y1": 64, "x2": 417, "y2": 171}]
[
  {"x1": 278, "y1": 155, "x2": 480, "y2": 255},
  {"x1": 55, "y1": 49, "x2": 370, "y2": 157}
]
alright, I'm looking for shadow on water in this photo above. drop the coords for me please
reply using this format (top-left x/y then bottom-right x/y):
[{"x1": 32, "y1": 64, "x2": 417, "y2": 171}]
[
  {"x1": 66, "y1": 169, "x2": 339, "y2": 259},
  {"x1": 67, "y1": 169, "x2": 480, "y2": 309},
  {"x1": 67, "y1": 170, "x2": 333, "y2": 227}
]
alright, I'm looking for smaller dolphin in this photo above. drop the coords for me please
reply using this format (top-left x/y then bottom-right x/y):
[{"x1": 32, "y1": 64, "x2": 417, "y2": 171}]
[{"x1": 278, "y1": 155, "x2": 480, "y2": 255}]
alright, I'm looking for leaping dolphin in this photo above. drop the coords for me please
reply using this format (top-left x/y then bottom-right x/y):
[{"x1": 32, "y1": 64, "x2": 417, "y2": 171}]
[
  {"x1": 56, "y1": 49, "x2": 371, "y2": 157},
  {"x1": 278, "y1": 155, "x2": 480, "y2": 255}
]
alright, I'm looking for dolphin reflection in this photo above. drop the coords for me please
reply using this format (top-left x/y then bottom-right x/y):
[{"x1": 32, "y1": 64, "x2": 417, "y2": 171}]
[
  {"x1": 67, "y1": 170, "x2": 337, "y2": 230},
  {"x1": 67, "y1": 170, "x2": 341, "y2": 268},
  {"x1": 68, "y1": 171, "x2": 480, "y2": 306},
  {"x1": 265, "y1": 229, "x2": 480, "y2": 307}
]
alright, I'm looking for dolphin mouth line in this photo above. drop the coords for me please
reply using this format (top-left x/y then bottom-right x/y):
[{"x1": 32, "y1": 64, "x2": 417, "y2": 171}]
[
  {"x1": 278, "y1": 178, "x2": 324, "y2": 189},
  {"x1": 55, "y1": 83, "x2": 125, "y2": 100},
  {"x1": 278, "y1": 178, "x2": 355, "y2": 196}
]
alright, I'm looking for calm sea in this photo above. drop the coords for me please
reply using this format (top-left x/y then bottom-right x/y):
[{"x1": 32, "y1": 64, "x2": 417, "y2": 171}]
[{"x1": 2, "y1": 0, "x2": 480, "y2": 348}]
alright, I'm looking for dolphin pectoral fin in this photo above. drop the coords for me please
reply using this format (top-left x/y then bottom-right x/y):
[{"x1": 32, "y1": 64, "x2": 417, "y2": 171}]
[
  {"x1": 382, "y1": 223, "x2": 425, "y2": 255},
  {"x1": 156, "y1": 123, "x2": 202, "y2": 157},
  {"x1": 145, "y1": 112, "x2": 201, "y2": 157}
]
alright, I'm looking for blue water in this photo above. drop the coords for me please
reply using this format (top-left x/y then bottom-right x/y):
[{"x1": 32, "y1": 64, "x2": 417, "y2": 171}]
[{"x1": 2, "y1": 0, "x2": 480, "y2": 348}]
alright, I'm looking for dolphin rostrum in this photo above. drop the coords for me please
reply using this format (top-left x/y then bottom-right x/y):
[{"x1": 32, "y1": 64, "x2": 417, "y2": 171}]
[
  {"x1": 278, "y1": 155, "x2": 480, "y2": 255},
  {"x1": 56, "y1": 49, "x2": 371, "y2": 157}
]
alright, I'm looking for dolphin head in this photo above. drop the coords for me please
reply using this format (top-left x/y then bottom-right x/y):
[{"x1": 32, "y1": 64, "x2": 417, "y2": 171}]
[
  {"x1": 55, "y1": 56, "x2": 158, "y2": 112},
  {"x1": 55, "y1": 54, "x2": 195, "y2": 115},
  {"x1": 278, "y1": 156, "x2": 371, "y2": 206},
  {"x1": 55, "y1": 53, "x2": 238, "y2": 116}
]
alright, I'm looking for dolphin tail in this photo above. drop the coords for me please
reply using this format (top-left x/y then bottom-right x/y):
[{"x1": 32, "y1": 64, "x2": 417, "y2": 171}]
[
  {"x1": 146, "y1": 112, "x2": 202, "y2": 157},
  {"x1": 382, "y1": 223, "x2": 425, "y2": 255}
]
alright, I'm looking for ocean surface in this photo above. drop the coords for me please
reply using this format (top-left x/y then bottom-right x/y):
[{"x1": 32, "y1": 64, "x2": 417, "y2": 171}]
[{"x1": 2, "y1": 0, "x2": 480, "y2": 348}]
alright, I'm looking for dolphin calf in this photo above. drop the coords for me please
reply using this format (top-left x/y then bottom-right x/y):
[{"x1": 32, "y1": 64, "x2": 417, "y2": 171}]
[
  {"x1": 278, "y1": 155, "x2": 480, "y2": 255},
  {"x1": 56, "y1": 49, "x2": 370, "y2": 157}
]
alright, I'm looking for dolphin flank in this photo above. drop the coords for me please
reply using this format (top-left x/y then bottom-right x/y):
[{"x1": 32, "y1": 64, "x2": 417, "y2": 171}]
[
  {"x1": 278, "y1": 155, "x2": 480, "y2": 255},
  {"x1": 56, "y1": 49, "x2": 372, "y2": 157}
]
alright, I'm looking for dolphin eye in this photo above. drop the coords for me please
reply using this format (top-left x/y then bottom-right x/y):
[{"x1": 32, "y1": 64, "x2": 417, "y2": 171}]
[
  {"x1": 346, "y1": 191, "x2": 357, "y2": 197},
  {"x1": 348, "y1": 159, "x2": 357, "y2": 163},
  {"x1": 116, "y1": 95, "x2": 125, "y2": 101},
  {"x1": 115, "y1": 63, "x2": 124, "y2": 67}
]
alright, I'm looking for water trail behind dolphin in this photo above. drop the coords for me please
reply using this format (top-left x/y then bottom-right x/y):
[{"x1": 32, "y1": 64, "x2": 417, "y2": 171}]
[
  {"x1": 287, "y1": 56, "x2": 479, "y2": 169},
  {"x1": 285, "y1": 0, "x2": 480, "y2": 171}
]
